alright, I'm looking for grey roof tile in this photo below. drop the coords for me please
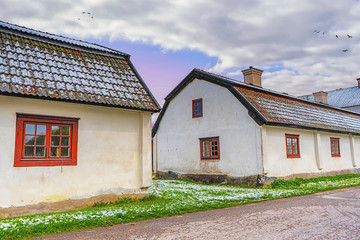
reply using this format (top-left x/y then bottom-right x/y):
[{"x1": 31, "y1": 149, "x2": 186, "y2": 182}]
[
  {"x1": 299, "y1": 86, "x2": 360, "y2": 108},
  {"x1": 235, "y1": 85, "x2": 360, "y2": 134}
]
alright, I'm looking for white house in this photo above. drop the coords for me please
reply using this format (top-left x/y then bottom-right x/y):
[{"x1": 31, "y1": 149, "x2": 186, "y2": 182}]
[
  {"x1": 0, "y1": 20, "x2": 160, "y2": 210},
  {"x1": 152, "y1": 67, "x2": 360, "y2": 185}
]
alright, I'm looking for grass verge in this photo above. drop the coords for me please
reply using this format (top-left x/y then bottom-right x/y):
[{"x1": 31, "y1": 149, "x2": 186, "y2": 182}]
[{"x1": 1, "y1": 174, "x2": 360, "y2": 239}]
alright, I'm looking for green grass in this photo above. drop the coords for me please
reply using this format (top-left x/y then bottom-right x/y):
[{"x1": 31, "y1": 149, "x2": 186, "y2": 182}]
[{"x1": 1, "y1": 174, "x2": 360, "y2": 239}]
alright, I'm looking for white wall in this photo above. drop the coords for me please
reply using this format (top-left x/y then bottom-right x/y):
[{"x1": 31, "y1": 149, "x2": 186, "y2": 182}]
[
  {"x1": 155, "y1": 79, "x2": 263, "y2": 177},
  {"x1": 0, "y1": 95, "x2": 152, "y2": 207},
  {"x1": 262, "y1": 126, "x2": 360, "y2": 177}
]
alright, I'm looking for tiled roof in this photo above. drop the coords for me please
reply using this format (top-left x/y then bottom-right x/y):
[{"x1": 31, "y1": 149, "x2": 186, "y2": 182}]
[
  {"x1": 235, "y1": 86, "x2": 360, "y2": 134},
  {"x1": 0, "y1": 21, "x2": 160, "y2": 112},
  {"x1": 299, "y1": 86, "x2": 360, "y2": 108}
]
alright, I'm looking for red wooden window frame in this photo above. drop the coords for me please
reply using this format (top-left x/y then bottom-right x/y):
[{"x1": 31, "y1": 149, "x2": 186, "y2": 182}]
[
  {"x1": 192, "y1": 98, "x2": 203, "y2": 118},
  {"x1": 200, "y1": 137, "x2": 220, "y2": 160},
  {"x1": 285, "y1": 134, "x2": 300, "y2": 158},
  {"x1": 14, "y1": 113, "x2": 79, "y2": 167},
  {"x1": 330, "y1": 138, "x2": 341, "y2": 157}
]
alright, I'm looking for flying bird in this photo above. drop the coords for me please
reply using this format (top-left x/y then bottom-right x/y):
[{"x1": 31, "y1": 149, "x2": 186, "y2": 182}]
[
  {"x1": 313, "y1": 30, "x2": 320, "y2": 34},
  {"x1": 342, "y1": 49, "x2": 349, "y2": 52},
  {"x1": 336, "y1": 35, "x2": 339, "y2": 38},
  {"x1": 347, "y1": 34, "x2": 353, "y2": 38}
]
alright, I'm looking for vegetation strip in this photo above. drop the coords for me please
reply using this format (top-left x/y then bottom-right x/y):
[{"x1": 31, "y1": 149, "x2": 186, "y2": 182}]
[{"x1": 1, "y1": 174, "x2": 360, "y2": 239}]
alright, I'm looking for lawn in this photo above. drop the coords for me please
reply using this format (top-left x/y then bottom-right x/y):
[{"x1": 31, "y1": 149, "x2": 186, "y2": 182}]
[{"x1": 1, "y1": 174, "x2": 360, "y2": 239}]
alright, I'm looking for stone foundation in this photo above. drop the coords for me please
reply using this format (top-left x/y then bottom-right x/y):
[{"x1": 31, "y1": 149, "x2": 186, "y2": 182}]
[
  {"x1": 156, "y1": 171, "x2": 275, "y2": 187},
  {"x1": 157, "y1": 168, "x2": 360, "y2": 187},
  {"x1": 0, "y1": 192, "x2": 148, "y2": 219}
]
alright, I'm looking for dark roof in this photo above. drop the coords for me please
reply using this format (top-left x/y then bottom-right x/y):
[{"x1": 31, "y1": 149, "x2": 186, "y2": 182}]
[
  {"x1": 153, "y1": 69, "x2": 360, "y2": 136},
  {"x1": 299, "y1": 86, "x2": 360, "y2": 108},
  {"x1": 0, "y1": 20, "x2": 160, "y2": 112}
]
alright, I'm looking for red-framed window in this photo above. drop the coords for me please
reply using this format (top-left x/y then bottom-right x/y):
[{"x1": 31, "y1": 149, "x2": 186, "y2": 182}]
[
  {"x1": 330, "y1": 138, "x2": 340, "y2": 157},
  {"x1": 192, "y1": 98, "x2": 203, "y2": 118},
  {"x1": 14, "y1": 113, "x2": 79, "y2": 167},
  {"x1": 285, "y1": 134, "x2": 300, "y2": 158},
  {"x1": 200, "y1": 137, "x2": 220, "y2": 160}
]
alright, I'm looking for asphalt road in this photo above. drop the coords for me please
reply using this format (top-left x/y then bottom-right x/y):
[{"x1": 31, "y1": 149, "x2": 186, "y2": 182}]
[{"x1": 35, "y1": 186, "x2": 360, "y2": 240}]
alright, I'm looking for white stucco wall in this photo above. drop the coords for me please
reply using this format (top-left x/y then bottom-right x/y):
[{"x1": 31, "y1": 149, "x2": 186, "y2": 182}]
[
  {"x1": 262, "y1": 126, "x2": 360, "y2": 177},
  {"x1": 0, "y1": 95, "x2": 152, "y2": 207},
  {"x1": 155, "y1": 79, "x2": 263, "y2": 178}
]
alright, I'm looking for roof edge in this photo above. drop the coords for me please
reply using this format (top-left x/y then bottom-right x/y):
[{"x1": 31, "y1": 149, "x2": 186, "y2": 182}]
[
  {"x1": 126, "y1": 58, "x2": 161, "y2": 111},
  {"x1": 0, "y1": 91, "x2": 160, "y2": 113},
  {"x1": 266, "y1": 122, "x2": 360, "y2": 136},
  {"x1": 0, "y1": 20, "x2": 129, "y2": 58}
]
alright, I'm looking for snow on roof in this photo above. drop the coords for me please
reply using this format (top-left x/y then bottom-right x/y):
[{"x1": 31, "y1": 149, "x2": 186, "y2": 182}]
[{"x1": 0, "y1": 21, "x2": 159, "y2": 112}]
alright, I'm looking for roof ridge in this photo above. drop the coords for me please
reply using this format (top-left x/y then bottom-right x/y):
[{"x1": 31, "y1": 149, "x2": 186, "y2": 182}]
[
  {"x1": 0, "y1": 20, "x2": 128, "y2": 57},
  {"x1": 195, "y1": 68, "x2": 300, "y2": 98}
]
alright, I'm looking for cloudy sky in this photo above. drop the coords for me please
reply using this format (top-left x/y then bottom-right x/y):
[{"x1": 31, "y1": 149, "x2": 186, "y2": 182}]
[{"x1": 1, "y1": 0, "x2": 360, "y2": 105}]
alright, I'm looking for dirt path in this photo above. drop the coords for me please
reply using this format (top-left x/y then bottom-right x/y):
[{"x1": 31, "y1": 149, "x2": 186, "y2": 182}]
[{"x1": 35, "y1": 186, "x2": 360, "y2": 240}]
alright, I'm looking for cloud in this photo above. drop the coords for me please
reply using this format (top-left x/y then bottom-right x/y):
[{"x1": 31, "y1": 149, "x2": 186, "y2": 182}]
[{"x1": 1, "y1": 0, "x2": 360, "y2": 96}]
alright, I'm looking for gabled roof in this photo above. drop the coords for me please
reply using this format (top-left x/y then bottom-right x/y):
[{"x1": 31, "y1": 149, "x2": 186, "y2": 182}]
[
  {"x1": 299, "y1": 86, "x2": 360, "y2": 108},
  {"x1": 0, "y1": 20, "x2": 160, "y2": 112},
  {"x1": 153, "y1": 69, "x2": 360, "y2": 136}
]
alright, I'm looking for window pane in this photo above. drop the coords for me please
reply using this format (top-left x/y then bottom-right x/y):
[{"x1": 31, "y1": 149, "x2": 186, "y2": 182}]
[
  {"x1": 25, "y1": 135, "x2": 35, "y2": 145},
  {"x1": 24, "y1": 146, "x2": 34, "y2": 156},
  {"x1": 293, "y1": 140, "x2": 298, "y2": 154},
  {"x1": 287, "y1": 140, "x2": 292, "y2": 154},
  {"x1": 62, "y1": 126, "x2": 70, "y2": 136},
  {"x1": 61, "y1": 137, "x2": 69, "y2": 146},
  {"x1": 202, "y1": 141, "x2": 210, "y2": 157},
  {"x1": 332, "y1": 140, "x2": 339, "y2": 155},
  {"x1": 51, "y1": 136, "x2": 60, "y2": 146},
  {"x1": 36, "y1": 124, "x2": 46, "y2": 135},
  {"x1": 36, "y1": 135, "x2": 46, "y2": 145},
  {"x1": 35, "y1": 147, "x2": 45, "y2": 157},
  {"x1": 51, "y1": 126, "x2": 60, "y2": 135},
  {"x1": 51, "y1": 147, "x2": 60, "y2": 157},
  {"x1": 61, "y1": 147, "x2": 69, "y2": 156},
  {"x1": 193, "y1": 101, "x2": 202, "y2": 116},
  {"x1": 25, "y1": 124, "x2": 35, "y2": 134}
]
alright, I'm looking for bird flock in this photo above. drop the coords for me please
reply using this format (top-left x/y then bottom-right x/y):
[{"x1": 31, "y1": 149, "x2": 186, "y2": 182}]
[
  {"x1": 313, "y1": 30, "x2": 353, "y2": 53},
  {"x1": 78, "y1": 12, "x2": 94, "y2": 21}
]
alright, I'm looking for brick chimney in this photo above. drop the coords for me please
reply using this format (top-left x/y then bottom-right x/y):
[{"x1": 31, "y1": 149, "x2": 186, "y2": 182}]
[
  {"x1": 312, "y1": 91, "x2": 328, "y2": 104},
  {"x1": 242, "y1": 66, "x2": 263, "y2": 87},
  {"x1": 357, "y1": 78, "x2": 360, "y2": 87}
]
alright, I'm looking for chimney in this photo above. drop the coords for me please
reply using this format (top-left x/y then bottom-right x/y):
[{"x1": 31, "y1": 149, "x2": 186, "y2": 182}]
[
  {"x1": 312, "y1": 91, "x2": 328, "y2": 104},
  {"x1": 242, "y1": 66, "x2": 263, "y2": 87},
  {"x1": 357, "y1": 78, "x2": 360, "y2": 87}
]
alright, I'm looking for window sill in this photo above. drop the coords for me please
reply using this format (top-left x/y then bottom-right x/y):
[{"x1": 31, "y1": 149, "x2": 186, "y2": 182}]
[{"x1": 14, "y1": 159, "x2": 77, "y2": 167}]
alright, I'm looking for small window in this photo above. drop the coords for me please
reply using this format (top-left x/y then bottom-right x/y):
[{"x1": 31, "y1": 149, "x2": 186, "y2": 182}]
[
  {"x1": 200, "y1": 137, "x2": 220, "y2": 160},
  {"x1": 14, "y1": 113, "x2": 79, "y2": 167},
  {"x1": 285, "y1": 134, "x2": 300, "y2": 158},
  {"x1": 330, "y1": 138, "x2": 340, "y2": 157},
  {"x1": 192, "y1": 98, "x2": 203, "y2": 118}
]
